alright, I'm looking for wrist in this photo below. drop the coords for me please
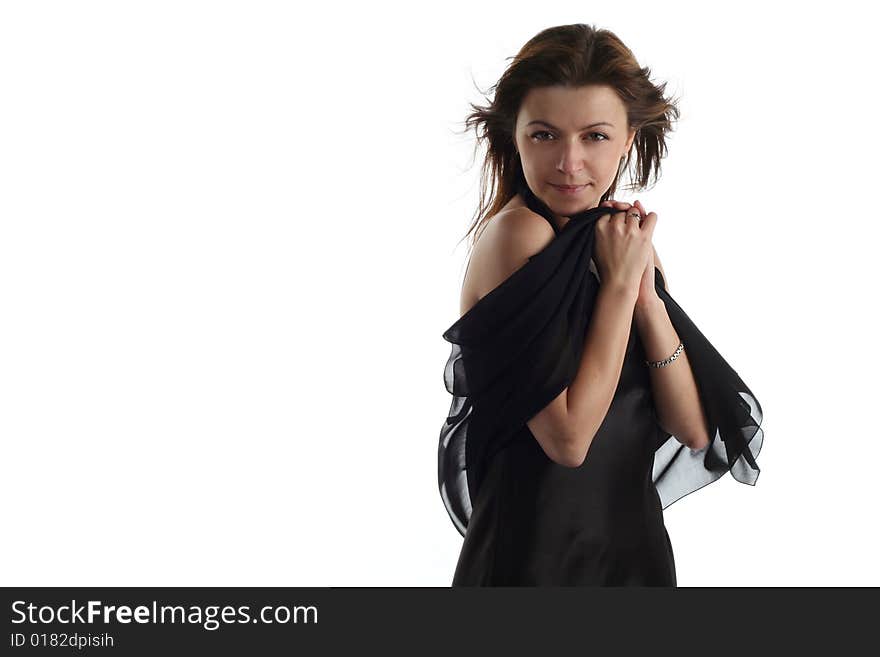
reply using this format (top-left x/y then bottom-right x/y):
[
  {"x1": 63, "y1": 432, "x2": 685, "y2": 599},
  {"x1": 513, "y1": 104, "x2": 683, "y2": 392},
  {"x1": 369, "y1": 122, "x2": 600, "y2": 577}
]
[
  {"x1": 599, "y1": 280, "x2": 640, "y2": 306},
  {"x1": 634, "y1": 294, "x2": 664, "y2": 318}
]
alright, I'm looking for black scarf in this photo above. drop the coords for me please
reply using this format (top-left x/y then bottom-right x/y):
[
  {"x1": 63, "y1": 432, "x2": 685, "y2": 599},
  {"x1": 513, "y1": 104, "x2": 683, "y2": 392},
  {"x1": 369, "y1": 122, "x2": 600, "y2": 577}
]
[{"x1": 438, "y1": 178, "x2": 763, "y2": 537}]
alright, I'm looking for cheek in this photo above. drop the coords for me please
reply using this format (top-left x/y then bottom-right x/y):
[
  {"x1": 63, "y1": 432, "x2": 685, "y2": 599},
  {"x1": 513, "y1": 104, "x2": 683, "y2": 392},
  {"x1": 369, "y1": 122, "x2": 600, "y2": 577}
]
[{"x1": 599, "y1": 154, "x2": 623, "y2": 176}]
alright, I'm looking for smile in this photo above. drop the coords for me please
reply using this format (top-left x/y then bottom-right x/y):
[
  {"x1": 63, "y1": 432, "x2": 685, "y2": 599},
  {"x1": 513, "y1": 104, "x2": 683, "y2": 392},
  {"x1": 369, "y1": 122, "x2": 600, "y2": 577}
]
[{"x1": 550, "y1": 183, "x2": 589, "y2": 195}]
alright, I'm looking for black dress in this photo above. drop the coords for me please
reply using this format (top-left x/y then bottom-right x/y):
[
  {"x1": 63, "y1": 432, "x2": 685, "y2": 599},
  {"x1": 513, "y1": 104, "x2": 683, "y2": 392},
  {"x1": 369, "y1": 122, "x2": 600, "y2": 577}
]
[{"x1": 438, "y1": 178, "x2": 764, "y2": 586}]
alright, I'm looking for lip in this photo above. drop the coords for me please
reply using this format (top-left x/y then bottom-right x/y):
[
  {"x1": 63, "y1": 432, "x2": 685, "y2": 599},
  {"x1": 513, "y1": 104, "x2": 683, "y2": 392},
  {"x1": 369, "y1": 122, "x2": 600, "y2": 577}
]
[{"x1": 550, "y1": 183, "x2": 589, "y2": 194}]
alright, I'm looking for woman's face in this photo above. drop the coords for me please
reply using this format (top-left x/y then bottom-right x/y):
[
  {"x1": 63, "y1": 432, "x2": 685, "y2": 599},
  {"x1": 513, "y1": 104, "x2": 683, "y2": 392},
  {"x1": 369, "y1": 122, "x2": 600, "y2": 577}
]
[{"x1": 514, "y1": 84, "x2": 636, "y2": 218}]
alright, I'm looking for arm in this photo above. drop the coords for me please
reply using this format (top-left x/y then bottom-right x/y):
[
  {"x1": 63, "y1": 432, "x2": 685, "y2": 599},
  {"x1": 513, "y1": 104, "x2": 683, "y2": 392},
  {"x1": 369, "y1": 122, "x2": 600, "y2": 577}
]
[
  {"x1": 478, "y1": 208, "x2": 636, "y2": 468},
  {"x1": 634, "y1": 250, "x2": 712, "y2": 450},
  {"x1": 548, "y1": 282, "x2": 641, "y2": 466},
  {"x1": 470, "y1": 209, "x2": 579, "y2": 466}
]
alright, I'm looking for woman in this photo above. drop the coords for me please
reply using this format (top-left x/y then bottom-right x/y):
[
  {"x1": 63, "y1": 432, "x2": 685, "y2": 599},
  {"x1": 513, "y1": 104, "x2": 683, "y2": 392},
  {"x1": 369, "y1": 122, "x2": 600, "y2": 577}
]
[{"x1": 438, "y1": 24, "x2": 763, "y2": 586}]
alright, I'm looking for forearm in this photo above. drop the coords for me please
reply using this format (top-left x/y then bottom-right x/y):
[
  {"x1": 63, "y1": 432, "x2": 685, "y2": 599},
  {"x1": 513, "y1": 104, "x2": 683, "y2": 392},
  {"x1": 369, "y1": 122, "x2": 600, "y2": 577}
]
[
  {"x1": 565, "y1": 283, "x2": 639, "y2": 460},
  {"x1": 634, "y1": 297, "x2": 711, "y2": 450}
]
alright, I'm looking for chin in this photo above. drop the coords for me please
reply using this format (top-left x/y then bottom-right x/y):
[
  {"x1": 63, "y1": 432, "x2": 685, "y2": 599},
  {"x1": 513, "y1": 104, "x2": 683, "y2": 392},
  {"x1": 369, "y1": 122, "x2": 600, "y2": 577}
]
[{"x1": 543, "y1": 188, "x2": 596, "y2": 210}]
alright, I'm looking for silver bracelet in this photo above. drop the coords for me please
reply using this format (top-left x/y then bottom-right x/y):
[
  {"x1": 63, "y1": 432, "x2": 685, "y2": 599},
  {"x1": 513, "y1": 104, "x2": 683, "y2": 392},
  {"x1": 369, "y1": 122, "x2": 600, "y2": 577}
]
[{"x1": 645, "y1": 341, "x2": 684, "y2": 368}]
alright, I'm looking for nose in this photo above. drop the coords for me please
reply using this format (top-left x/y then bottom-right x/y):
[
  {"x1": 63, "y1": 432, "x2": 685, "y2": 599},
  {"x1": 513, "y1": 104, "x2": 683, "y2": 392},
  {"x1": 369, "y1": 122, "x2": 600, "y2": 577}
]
[{"x1": 556, "y1": 140, "x2": 586, "y2": 175}]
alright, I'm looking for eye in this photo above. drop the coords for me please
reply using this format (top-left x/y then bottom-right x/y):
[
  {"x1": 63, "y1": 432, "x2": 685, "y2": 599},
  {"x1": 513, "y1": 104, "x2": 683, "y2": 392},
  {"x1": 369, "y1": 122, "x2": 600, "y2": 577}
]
[{"x1": 529, "y1": 131, "x2": 609, "y2": 142}]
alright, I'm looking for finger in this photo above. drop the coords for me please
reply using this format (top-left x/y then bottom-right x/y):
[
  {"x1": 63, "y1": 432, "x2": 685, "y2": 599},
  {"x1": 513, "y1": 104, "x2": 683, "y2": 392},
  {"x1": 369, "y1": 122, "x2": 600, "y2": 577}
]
[
  {"x1": 615, "y1": 209, "x2": 639, "y2": 228},
  {"x1": 631, "y1": 204, "x2": 646, "y2": 227},
  {"x1": 600, "y1": 200, "x2": 632, "y2": 210},
  {"x1": 640, "y1": 211, "x2": 658, "y2": 234},
  {"x1": 620, "y1": 207, "x2": 641, "y2": 225}
]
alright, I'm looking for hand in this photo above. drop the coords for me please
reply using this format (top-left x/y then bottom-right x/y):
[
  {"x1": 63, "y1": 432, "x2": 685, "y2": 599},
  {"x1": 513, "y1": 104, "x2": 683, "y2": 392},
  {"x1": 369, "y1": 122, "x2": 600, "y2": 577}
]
[
  {"x1": 630, "y1": 200, "x2": 661, "y2": 307},
  {"x1": 599, "y1": 199, "x2": 660, "y2": 308}
]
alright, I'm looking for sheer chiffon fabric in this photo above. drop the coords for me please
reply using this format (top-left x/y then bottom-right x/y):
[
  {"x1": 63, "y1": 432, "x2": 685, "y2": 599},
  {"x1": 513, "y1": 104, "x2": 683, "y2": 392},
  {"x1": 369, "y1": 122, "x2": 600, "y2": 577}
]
[{"x1": 438, "y1": 180, "x2": 763, "y2": 541}]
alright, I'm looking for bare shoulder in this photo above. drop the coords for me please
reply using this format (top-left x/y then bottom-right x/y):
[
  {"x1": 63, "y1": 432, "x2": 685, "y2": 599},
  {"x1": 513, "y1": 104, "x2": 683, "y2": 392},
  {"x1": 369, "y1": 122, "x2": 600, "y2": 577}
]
[{"x1": 460, "y1": 206, "x2": 556, "y2": 316}]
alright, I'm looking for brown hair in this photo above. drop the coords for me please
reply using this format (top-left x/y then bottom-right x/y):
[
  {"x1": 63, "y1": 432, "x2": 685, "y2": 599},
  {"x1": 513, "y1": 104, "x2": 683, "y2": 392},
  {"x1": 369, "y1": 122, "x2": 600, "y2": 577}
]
[{"x1": 455, "y1": 23, "x2": 681, "y2": 252}]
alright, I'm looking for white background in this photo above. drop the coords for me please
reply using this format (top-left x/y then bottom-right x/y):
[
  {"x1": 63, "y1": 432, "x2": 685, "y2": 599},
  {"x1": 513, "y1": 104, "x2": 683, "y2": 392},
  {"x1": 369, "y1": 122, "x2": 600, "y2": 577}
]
[{"x1": 1, "y1": 0, "x2": 877, "y2": 586}]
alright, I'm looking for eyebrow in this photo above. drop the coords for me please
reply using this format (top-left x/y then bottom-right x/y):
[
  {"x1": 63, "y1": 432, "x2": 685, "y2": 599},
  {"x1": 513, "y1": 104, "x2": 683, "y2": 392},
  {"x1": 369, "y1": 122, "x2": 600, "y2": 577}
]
[{"x1": 526, "y1": 120, "x2": 614, "y2": 131}]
